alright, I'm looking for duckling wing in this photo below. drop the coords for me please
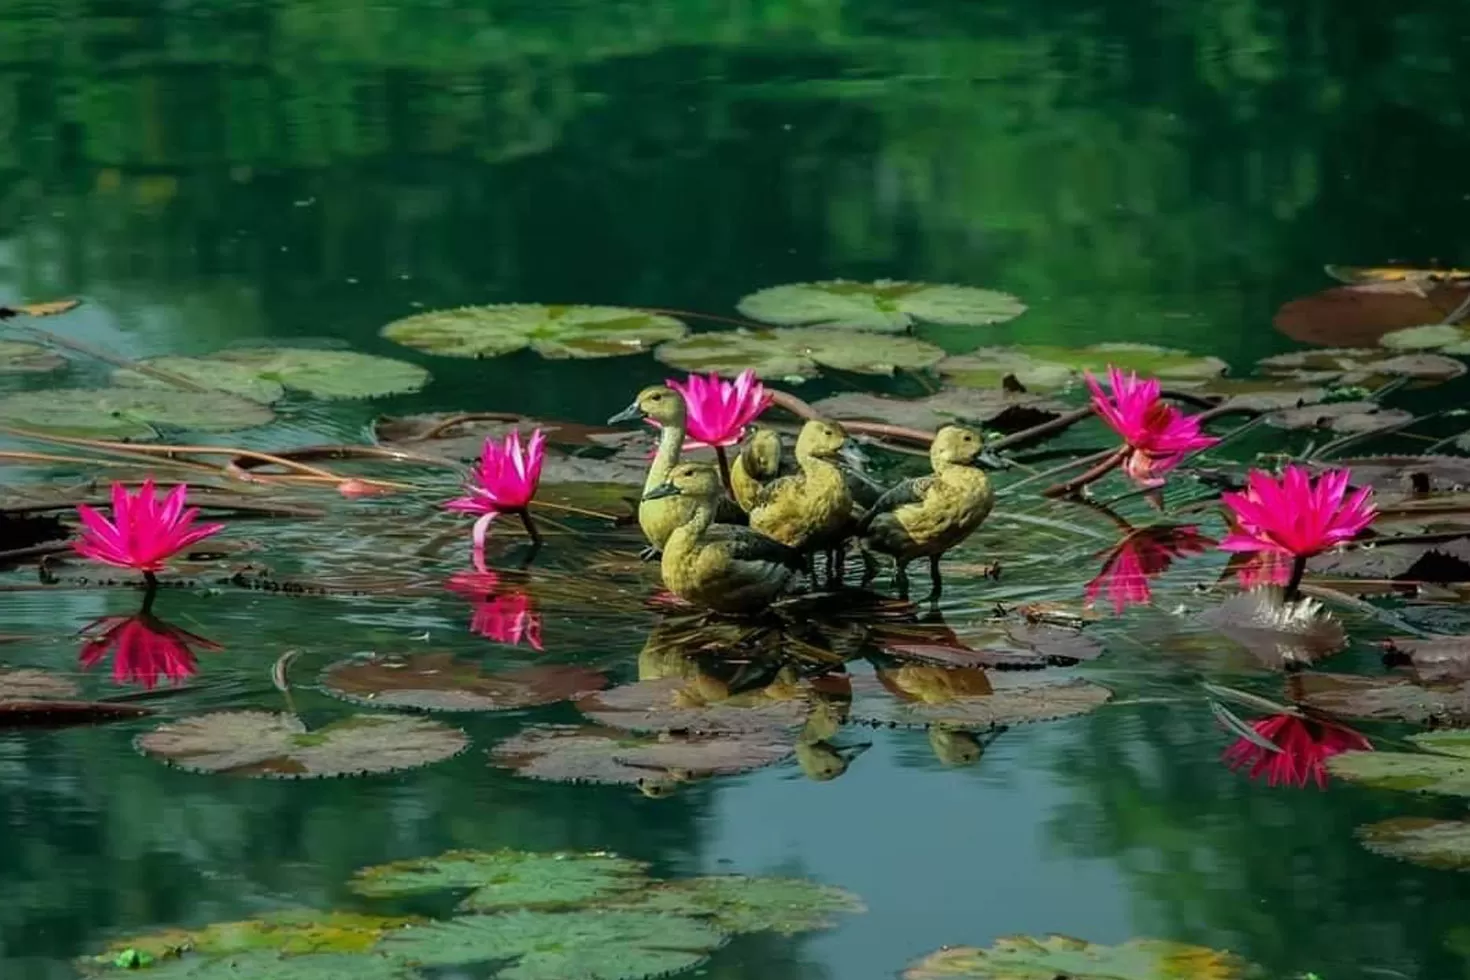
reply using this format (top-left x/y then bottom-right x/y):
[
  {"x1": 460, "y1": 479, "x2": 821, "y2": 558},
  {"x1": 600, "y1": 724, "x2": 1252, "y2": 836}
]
[
  {"x1": 856, "y1": 477, "x2": 933, "y2": 534},
  {"x1": 838, "y1": 462, "x2": 886, "y2": 509},
  {"x1": 713, "y1": 494, "x2": 749, "y2": 526},
  {"x1": 705, "y1": 524, "x2": 807, "y2": 572}
]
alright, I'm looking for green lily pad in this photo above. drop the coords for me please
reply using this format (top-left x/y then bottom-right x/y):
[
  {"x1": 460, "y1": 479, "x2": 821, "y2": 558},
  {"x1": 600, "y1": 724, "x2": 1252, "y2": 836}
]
[
  {"x1": 902, "y1": 935, "x2": 1260, "y2": 979},
  {"x1": 735, "y1": 280, "x2": 1025, "y2": 333},
  {"x1": 1410, "y1": 730, "x2": 1470, "y2": 758},
  {"x1": 489, "y1": 724, "x2": 794, "y2": 788},
  {"x1": 381, "y1": 304, "x2": 687, "y2": 360},
  {"x1": 116, "y1": 349, "x2": 430, "y2": 401},
  {"x1": 0, "y1": 387, "x2": 275, "y2": 438},
  {"x1": 612, "y1": 876, "x2": 864, "y2": 935},
  {"x1": 1380, "y1": 323, "x2": 1470, "y2": 355},
  {"x1": 136, "y1": 711, "x2": 469, "y2": 778},
  {"x1": 92, "y1": 911, "x2": 419, "y2": 965},
  {"x1": 938, "y1": 343, "x2": 1227, "y2": 391},
  {"x1": 1359, "y1": 816, "x2": 1470, "y2": 871},
  {"x1": 0, "y1": 339, "x2": 65, "y2": 373},
  {"x1": 100, "y1": 952, "x2": 419, "y2": 979},
  {"x1": 321, "y1": 654, "x2": 607, "y2": 712},
  {"x1": 350, "y1": 849, "x2": 651, "y2": 911},
  {"x1": 653, "y1": 327, "x2": 945, "y2": 380},
  {"x1": 1326, "y1": 749, "x2": 1470, "y2": 797},
  {"x1": 380, "y1": 910, "x2": 725, "y2": 979}
]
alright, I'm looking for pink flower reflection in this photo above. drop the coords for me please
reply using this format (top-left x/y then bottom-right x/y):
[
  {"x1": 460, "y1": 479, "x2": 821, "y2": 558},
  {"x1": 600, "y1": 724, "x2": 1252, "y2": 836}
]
[
  {"x1": 446, "y1": 571, "x2": 544, "y2": 651},
  {"x1": 78, "y1": 613, "x2": 221, "y2": 689},
  {"x1": 1223, "y1": 713, "x2": 1372, "y2": 789},
  {"x1": 1084, "y1": 525, "x2": 1213, "y2": 614}
]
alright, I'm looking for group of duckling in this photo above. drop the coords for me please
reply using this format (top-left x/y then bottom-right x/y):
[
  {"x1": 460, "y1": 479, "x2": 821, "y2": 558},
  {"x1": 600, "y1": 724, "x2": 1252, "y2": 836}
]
[{"x1": 608, "y1": 385, "x2": 1000, "y2": 615}]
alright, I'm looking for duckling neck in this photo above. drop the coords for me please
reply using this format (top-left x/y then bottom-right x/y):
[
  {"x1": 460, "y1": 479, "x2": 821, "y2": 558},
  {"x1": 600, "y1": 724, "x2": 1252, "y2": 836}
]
[
  {"x1": 663, "y1": 501, "x2": 716, "y2": 557},
  {"x1": 935, "y1": 459, "x2": 991, "y2": 494},
  {"x1": 645, "y1": 419, "x2": 686, "y2": 494},
  {"x1": 796, "y1": 451, "x2": 844, "y2": 489}
]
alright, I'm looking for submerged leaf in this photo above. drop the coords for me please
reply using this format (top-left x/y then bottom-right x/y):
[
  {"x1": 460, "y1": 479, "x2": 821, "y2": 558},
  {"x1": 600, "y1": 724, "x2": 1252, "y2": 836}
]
[
  {"x1": 902, "y1": 934, "x2": 1259, "y2": 979},
  {"x1": 0, "y1": 339, "x2": 65, "y2": 373},
  {"x1": 351, "y1": 849, "x2": 650, "y2": 911},
  {"x1": 736, "y1": 280, "x2": 1025, "y2": 333},
  {"x1": 489, "y1": 724, "x2": 793, "y2": 788},
  {"x1": 136, "y1": 711, "x2": 469, "y2": 778},
  {"x1": 381, "y1": 304, "x2": 687, "y2": 360},
  {"x1": 0, "y1": 387, "x2": 275, "y2": 438},
  {"x1": 380, "y1": 909, "x2": 724, "y2": 979},
  {"x1": 101, "y1": 952, "x2": 419, "y2": 979},
  {"x1": 937, "y1": 343, "x2": 1227, "y2": 391},
  {"x1": 848, "y1": 670, "x2": 1112, "y2": 731},
  {"x1": 117, "y1": 349, "x2": 430, "y2": 401},
  {"x1": 322, "y1": 654, "x2": 605, "y2": 712},
  {"x1": 611, "y1": 876, "x2": 864, "y2": 935},
  {"x1": 1359, "y1": 817, "x2": 1470, "y2": 871},
  {"x1": 653, "y1": 327, "x2": 944, "y2": 379},
  {"x1": 577, "y1": 677, "x2": 810, "y2": 734}
]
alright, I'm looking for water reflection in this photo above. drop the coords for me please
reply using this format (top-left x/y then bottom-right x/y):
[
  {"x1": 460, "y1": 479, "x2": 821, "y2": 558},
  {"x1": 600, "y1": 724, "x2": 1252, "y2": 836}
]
[
  {"x1": 1085, "y1": 524, "x2": 1213, "y2": 613},
  {"x1": 77, "y1": 609, "x2": 219, "y2": 689},
  {"x1": 1221, "y1": 713, "x2": 1372, "y2": 790},
  {"x1": 446, "y1": 570, "x2": 545, "y2": 650}
]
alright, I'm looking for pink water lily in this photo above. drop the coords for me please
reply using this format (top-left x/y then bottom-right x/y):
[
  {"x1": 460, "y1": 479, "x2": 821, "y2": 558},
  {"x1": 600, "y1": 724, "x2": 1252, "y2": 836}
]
[
  {"x1": 1085, "y1": 367, "x2": 1219, "y2": 485},
  {"x1": 79, "y1": 613, "x2": 220, "y2": 689},
  {"x1": 1084, "y1": 525, "x2": 1213, "y2": 614},
  {"x1": 74, "y1": 480, "x2": 225, "y2": 576},
  {"x1": 1220, "y1": 466, "x2": 1375, "y2": 563},
  {"x1": 662, "y1": 369, "x2": 771, "y2": 449},
  {"x1": 1223, "y1": 713, "x2": 1372, "y2": 789},
  {"x1": 445, "y1": 429, "x2": 546, "y2": 572}
]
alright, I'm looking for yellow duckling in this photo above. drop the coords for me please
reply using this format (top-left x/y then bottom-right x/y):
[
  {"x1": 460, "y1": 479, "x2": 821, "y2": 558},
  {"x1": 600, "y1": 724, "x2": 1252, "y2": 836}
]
[
  {"x1": 747, "y1": 419, "x2": 853, "y2": 560},
  {"x1": 608, "y1": 386, "x2": 741, "y2": 558},
  {"x1": 730, "y1": 425, "x2": 790, "y2": 512},
  {"x1": 643, "y1": 463, "x2": 805, "y2": 615},
  {"x1": 857, "y1": 424, "x2": 996, "y2": 602}
]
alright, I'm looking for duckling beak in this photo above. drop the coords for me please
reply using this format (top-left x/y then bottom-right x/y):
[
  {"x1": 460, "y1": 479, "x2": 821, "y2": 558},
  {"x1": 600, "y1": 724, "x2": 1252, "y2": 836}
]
[
  {"x1": 838, "y1": 444, "x2": 868, "y2": 470},
  {"x1": 976, "y1": 450, "x2": 1011, "y2": 470},
  {"x1": 642, "y1": 482, "x2": 681, "y2": 501},
  {"x1": 607, "y1": 401, "x2": 645, "y2": 425}
]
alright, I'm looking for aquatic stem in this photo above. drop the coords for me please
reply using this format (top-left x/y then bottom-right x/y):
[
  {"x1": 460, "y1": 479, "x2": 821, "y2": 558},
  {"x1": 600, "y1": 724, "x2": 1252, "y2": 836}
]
[
  {"x1": 272, "y1": 650, "x2": 301, "y2": 716},
  {"x1": 989, "y1": 407, "x2": 1093, "y2": 451},
  {"x1": 1041, "y1": 448, "x2": 1127, "y2": 498},
  {"x1": 766, "y1": 390, "x2": 934, "y2": 446},
  {"x1": 714, "y1": 445, "x2": 734, "y2": 496},
  {"x1": 140, "y1": 572, "x2": 159, "y2": 615},
  {"x1": 999, "y1": 448, "x2": 1116, "y2": 497},
  {"x1": 1283, "y1": 555, "x2": 1308, "y2": 602},
  {"x1": 518, "y1": 509, "x2": 544, "y2": 568}
]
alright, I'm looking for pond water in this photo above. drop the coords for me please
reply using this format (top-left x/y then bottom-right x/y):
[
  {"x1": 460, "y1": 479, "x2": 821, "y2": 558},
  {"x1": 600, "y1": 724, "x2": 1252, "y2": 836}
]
[{"x1": 3, "y1": 1, "x2": 1470, "y2": 979}]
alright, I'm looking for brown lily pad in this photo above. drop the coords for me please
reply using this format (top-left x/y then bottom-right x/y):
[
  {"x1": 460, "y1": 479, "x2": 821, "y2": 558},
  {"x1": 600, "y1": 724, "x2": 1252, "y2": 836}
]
[
  {"x1": 576, "y1": 677, "x2": 809, "y2": 735},
  {"x1": 1383, "y1": 635, "x2": 1470, "y2": 683},
  {"x1": 489, "y1": 724, "x2": 794, "y2": 788},
  {"x1": 1311, "y1": 537, "x2": 1470, "y2": 583},
  {"x1": 1264, "y1": 401, "x2": 1414, "y2": 434},
  {"x1": 321, "y1": 653, "x2": 606, "y2": 712},
  {"x1": 810, "y1": 389, "x2": 1064, "y2": 435},
  {"x1": 847, "y1": 670, "x2": 1112, "y2": 731},
  {"x1": 1296, "y1": 673, "x2": 1470, "y2": 726},
  {"x1": 1189, "y1": 378, "x2": 1329, "y2": 414},
  {"x1": 1273, "y1": 280, "x2": 1470, "y2": 348},
  {"x1": 136, "y1": 710, "x2": 469, "y2": 778},
  {"x1": 1324, "y1": 455, "x2": 1470, "y2": 495},
  {"x1": 1257, "y1": 347, "x2": 1465, "y2": 384},
  {"x1": 0, "y1": 667, "x2": 156, "y2": 727}
]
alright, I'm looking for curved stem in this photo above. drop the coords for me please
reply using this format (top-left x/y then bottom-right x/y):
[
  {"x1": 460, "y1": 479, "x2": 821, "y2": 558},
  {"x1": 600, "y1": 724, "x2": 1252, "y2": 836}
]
[
  {"x1": 990, "y1": 407, "x2": 1094, "y2": 451},
  {"x1": 713, "y1": 446, "x2": 734, "y2": 496},
  {"x1": 1042, "y1": 448, "x2": 1128, "y2": 498},
  {"x1": 140, "y1": 572, "x2": 159, "y2": 615}
]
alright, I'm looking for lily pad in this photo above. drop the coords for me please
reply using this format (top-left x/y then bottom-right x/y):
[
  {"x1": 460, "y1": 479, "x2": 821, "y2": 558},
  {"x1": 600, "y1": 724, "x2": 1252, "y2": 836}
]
[
  {"x1": 611, "y1": 876, "x2": 864, "y2": 935},
  {"x1": 1409, "y1": 730, "x2": 1470, "y2": 759},
  {"x1": 92, "y1": 911, "x2": 419, "y2": 965},
  {"x1": 1189, "y1": 379, "x2": 1329, "y2": 413},
  {"x1": 0, "y1": 387, "x2": 275, "y2": 438},
  {"x1": 116, "y1": 349, "x2": 430, "y2": 401},
  {"x1": 1273, "y1": 280, "x2": 1470, "y2": 347},
  {"x1": 136, "y1": 710, "x2": 469, "y2": 778},
  {"x1": 1264, "y1": 401, "x2": 1414, "y2": 434},
  {"x1": 1383, "y1": 636, "x2": 1470, "y2": 683},
  {"x1": 847, "y1": 671, "x2": 1112, "y2": 731},
  {"x1": 1326, "y1": 748, "x2": 1470, "y2": 797},
  {"x1": 489, "y1": 724, "x2": 794, "y2": 787},
  {"x1": 1256, "y1": 348, "x2": 1465, "y2": 384},
  {"x1": 351, "y1": 849, "x2": 651, "y2": 911},
  {"x1": 321, "y1": 654, "x2": 606, "y2": 712},
  {"x1": 1198, "y1": 590, "x2": 1346, "y2": 669},
  {"x1": 101, "y1": 952, "x2": 419, "y2": 980},
  {"x1": 938, "y1": 343, "x2": 1227, "y2": 392},
  {"x1": 902, "y1": 934, "x2": 1260, "y2": 980},
  {"x1": 379, "y1": 910, "x2": 725, "y2": 979},
  {"x1": 381, "y1": 304, "x2": 687, "y2": 360},
  {"x1": 577, "y1": 677, "x2": 810, "y2": 734},
  {"x1": 0, "y1": 667, "x2": 78, "y2": 700},
  {"x1": 0, "y1": 667, "x2": 156, "y2": 727},
  {"x1": 0, "y1": 340, "x2": 65, "y2": 373},
  {"x1": 1311, "y1": 537, "x2": 1470, "y2": 582},
  {"x1": 1359, "y1": 817, "x2": 1470, "y2": 871},
  {"x1": 1297, "y1": 674, "x2": 1470, "y2": 726},
  {"x1": 735, "y1": 280, "x2": 1025, "y2": 333},
  {"x1": 810, "y1": 389, "x2": 1064, "y2": 433},
  {"x1": 653, "y1": 327, "x2": 944, "y2": 380}
]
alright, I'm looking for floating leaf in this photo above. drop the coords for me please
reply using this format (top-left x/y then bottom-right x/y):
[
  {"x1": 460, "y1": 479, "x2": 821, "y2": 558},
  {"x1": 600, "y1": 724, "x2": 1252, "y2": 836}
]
[
  {"x1": 938, "y1": 343, "x2": 1227, "y2": 391},
  {"x1": 101, "y1": 951, "x2": 419, "y2": 979},
  {"x1": 1265, "y1": 401, "x2": 1413, "y2": 434},
  {"x1": 1198, "y1": 590, "x2": 1346, "y2": 669},
  {"x1": 0, "y1": 667, "x2": 156, "y2": 727},
  {"x1": 1311, "y1": 537, "x2": 1470, "y2": 582},
  {"x1": 1256, "y1": 348, "x2": 1465, "y2": 384},
  {"x1": 1324, "y1": 455, "x2": 1470, "y2": 494},
  {"x1": 735, "y1": 280, "x2": 1025, "y2": 333},
  {"x1": 1273, "y1": 280, "x2": 1470, "y2": 347},
  {"x1": 489, "y1": 724, "x2": 793, "y2": 787},
  {"x1": 1327, "y1": 748, "x2": 1470, "y2": 797},
  {"x1": 1325, "y1": 266, "x2": 1470, "y2": 285},
  {"x1": 903, "y1": 935, "x2": 1258, "y2": 979},
  {"x1": 1297, "y1": 674, "x2": 1470, "y2": 726},
  {"x1": 381, "y1": 304, "x2": 687, "y2": 360},
  {"x1": 351, "y1": 849, "x2": 651, "y2": 911},
  {"x1": 116, "y1": 349, "x2": 430, "y2": 402},
  {"x1": 136, "y1": 710, "x2": 469, "y2": 778},
  {"x1": 0, "y1": 340, "x2": 65, "y2": 373},
  {"x1": 0, "y1": 667, "x2": 78, "y2": 700},
  {"x1": 1383, "y1": 636, "x2": 1470, "y2": 683},
  {"x1": 577, "y1": 677, "x2": 809, "y2": 734},
  {"x1": 0, "y1": 387, "x2": 274, "y2": 438},
  {"x1": 321, "y1": 654, "x2": 606, "y2": 712},
  {"x1": 846, "y1": 671, "x2": 1112, "y2": 731},
  {"x1": 1379, "y1": 323, "x2": 1470, "y2": 354},
  {"x1": 92, "y1": 911, "x2": 419, "y2": 965},
  {"x1": 811, "y1": 389, "x2": 1064, "y2": 433},
  {"x1": 1409, "y1": 730, "x2": 1470, "y2": 759},
  {"x1": 1359, "y1": 817, "x2": 1470, "y2": 871},
  {"x1": 380, "y1": 910, "x2": 724, "y2": 979},
  {"x1": 654, "y1": 327, "x2": 944, "y2": 379},
  {"x1": 0, "y1": 297, "x2": 81, "y2": 319},
  {"x1": 611, "y1": 876, "x2": 864, "y2": 935}
]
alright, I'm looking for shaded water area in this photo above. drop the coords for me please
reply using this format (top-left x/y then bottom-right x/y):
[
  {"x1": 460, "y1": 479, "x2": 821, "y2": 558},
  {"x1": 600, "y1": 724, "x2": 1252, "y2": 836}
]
[{"x1": 4, "y1": 1, "x2": 1470, "y2": 978}]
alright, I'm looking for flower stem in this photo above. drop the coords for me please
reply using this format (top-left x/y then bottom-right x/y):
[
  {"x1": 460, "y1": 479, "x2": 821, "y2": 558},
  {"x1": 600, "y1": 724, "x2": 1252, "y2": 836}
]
[
  {"x1": 1284, "y1": 555, "x2": 1308, "y2": 602},
  {"x1": 141, "y1": 572, "x2": 159, "y2": 615},
  {"x1": 1041, "y1": 448, "x2": 1127, "y2": 498},
  {"x1": 714, "y1": 445, "x2": 734, "y2": 496},
  {"x1": 518, "y1": 510, "x2": 544, "y2": 568}
]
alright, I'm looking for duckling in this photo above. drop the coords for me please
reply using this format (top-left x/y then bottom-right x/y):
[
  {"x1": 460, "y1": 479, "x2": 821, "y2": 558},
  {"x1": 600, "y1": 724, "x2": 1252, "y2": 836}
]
[
  {"x1": 608, "y1": 386, "x2": 743, "y2": 559},
  {"x1": 857, "y1": 424, "x2": 995, "y2": 603},
  {"x1": 747, "y1": 420, "x2": 853, "y2": 569},
  {"x1": 730, "y1": 425, "x2": 790, "y2": 512},
  {"x1": 644, "y1": 463, "x2": 806, "y2": 615}
]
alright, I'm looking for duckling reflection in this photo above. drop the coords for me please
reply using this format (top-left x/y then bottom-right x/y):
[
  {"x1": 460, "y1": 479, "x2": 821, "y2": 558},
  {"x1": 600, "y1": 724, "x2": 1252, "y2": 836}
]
[
  {"x1": 858, "y1": 424, "x2": 997, "y2": 603},
  {"x1": 795, "y1": 691, "x2": 869, "y2": 782},
  {"x1": 876, "y1": 663, "x2": 994, "y2": 702},
  {"x1": 928, "y1": 727, "x2": 986, "y2": 767}
]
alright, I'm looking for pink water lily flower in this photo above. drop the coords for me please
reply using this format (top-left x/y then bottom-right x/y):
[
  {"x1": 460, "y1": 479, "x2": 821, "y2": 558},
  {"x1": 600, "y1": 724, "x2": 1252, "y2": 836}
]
[
  {"x1": 1223, "y1": 713, "x2": 1372, "y2": 789},
  {"x1": 1220, "y1": 466, "x2": 1375, "y2": 563},
  {"x1": 74, "y1": 480, "x2": 225, "y2": 576},
  {"x1": 1086, "y1": 367, "x2": 1219, "y2": 485},
  {"x1": 1084, "y1": 525, "x2": 1213, "y2": 614},
  {"x1": 79, "y1": 613, "x2": 220, "y2": 689},
  {"x1": 445, "y1": 429, "x2": 546, "y2": 572},
  {"x1": 663, "y1": 369, "x2": 771, "y2": 449}
]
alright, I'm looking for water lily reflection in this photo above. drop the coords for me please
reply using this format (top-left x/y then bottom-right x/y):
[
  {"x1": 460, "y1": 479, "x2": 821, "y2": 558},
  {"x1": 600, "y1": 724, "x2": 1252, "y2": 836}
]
[
  {"x1": 78, "y1": 613, "x2": 220, "y2": 689},
  {"x1": 1085, "y1": 524, "x2": 1213, "y2": 613},
  {"x1": 1222, "y1": 713, "x2": 1372, "y2": 789},
  {"x1": 446, "y1": 571, "x2": 544, "y2": 651}
]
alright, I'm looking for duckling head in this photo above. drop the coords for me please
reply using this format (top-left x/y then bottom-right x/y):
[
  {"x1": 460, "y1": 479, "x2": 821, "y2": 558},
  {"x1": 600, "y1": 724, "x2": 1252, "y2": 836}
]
[
  {"x1": 608, "y1": 385, "x2": 687, "y2": 426},
  {"x1": 794, "y1": 418, "x2": 848, "y2": 460},
  {"x1": 741, "y1": 425, "x2": 785, "y2": 478},
  {"x1": 642, "y1": 461, "x2": 724, "y2": 501},
  {"x1": 931, "y1": 424, "x2": 986, "y2": 467}
]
